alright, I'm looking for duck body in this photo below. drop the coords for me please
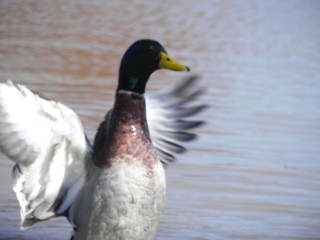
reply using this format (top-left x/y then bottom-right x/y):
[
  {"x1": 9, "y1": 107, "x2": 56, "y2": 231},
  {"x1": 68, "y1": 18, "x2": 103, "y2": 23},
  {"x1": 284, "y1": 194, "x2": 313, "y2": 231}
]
[
  {"x1": 71, "y1": 91, "x2": 166, "y2": 240},
  {"x1": 73, "y1": 153, "x2": 165, "y2": 240}
]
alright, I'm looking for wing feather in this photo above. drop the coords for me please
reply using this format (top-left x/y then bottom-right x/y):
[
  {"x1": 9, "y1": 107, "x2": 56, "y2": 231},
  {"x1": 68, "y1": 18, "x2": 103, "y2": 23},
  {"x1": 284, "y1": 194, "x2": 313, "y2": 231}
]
[
  {"x1": 146, "y1": 76, "x2": 207, "y2": 165},
  {"x1": 0, "y1": 81, "x2": 89, "y2": 229}
]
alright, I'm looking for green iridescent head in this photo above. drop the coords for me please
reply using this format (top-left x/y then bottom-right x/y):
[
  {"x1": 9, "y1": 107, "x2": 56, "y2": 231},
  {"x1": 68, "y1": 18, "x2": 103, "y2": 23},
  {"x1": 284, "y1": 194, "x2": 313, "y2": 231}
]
[{"x1": 117, "y1": 39, "x2": 190, "y2": 94}]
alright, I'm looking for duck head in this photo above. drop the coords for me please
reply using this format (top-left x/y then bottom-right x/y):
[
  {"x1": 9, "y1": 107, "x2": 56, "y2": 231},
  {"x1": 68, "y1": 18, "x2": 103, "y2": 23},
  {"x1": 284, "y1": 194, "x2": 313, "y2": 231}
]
[{"x1": 117, "y1": 39, "x2": 190, "y2": 94}]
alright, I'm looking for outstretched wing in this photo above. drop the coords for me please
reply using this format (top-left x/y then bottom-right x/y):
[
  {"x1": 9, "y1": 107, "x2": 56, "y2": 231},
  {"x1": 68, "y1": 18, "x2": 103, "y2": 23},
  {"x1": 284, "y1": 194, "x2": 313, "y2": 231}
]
[
  {"x1": 146, "y1": 76, "x2": 207, "y2": 165},
  {"x1": 0, "y1": 81, "x2": 89, "y2": 229}
]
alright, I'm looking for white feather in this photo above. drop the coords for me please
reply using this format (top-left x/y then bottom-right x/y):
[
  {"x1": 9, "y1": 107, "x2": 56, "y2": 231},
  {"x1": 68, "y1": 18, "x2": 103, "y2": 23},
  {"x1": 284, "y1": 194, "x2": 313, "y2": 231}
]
[{"x1": 0, "y1": 80, "x2": 88, "y2": 229}]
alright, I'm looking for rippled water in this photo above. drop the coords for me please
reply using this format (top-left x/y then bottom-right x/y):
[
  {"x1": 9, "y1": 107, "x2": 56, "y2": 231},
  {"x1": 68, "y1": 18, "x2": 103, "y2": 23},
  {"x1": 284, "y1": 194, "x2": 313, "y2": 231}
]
[{"x1": 0, "y1": 0, "x2": 320, "y2": 239}]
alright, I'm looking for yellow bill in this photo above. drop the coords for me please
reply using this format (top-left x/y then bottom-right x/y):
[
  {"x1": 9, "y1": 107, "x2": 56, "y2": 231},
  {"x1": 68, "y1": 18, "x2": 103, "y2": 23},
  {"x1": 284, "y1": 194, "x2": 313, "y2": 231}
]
[{"x1": 159, "y1": 52, "x2": 190, "y2": 72}]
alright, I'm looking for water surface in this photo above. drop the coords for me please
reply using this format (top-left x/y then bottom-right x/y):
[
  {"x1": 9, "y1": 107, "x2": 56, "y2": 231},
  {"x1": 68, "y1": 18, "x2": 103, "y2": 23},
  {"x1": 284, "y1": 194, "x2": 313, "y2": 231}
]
[{"x1": 0, "y1": 0, "x2": 319, "y2": 239}]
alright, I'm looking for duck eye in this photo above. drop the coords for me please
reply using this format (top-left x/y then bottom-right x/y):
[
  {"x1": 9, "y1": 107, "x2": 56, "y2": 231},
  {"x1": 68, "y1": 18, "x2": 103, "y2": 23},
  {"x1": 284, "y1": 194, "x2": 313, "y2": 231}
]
[{"x1": 166, "y1": 58, "x2": 171, "y2": 62}]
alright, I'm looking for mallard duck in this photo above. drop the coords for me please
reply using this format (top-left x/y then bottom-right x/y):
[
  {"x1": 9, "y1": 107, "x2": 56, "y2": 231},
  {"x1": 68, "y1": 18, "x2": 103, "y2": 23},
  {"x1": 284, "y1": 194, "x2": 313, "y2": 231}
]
[{"x1": 0, "y1": 39, "x2": 205, "y2": 240}]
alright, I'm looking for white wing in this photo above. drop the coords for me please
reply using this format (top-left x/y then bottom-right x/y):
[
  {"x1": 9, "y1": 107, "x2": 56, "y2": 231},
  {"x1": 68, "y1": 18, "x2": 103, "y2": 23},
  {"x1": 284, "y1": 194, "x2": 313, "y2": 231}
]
[
  {"x1": 146, "y1": 76, "x2": 207, "y2": 165},
  {"x1": 0, "y1": 81, "x2": 89, "y2": 229}
]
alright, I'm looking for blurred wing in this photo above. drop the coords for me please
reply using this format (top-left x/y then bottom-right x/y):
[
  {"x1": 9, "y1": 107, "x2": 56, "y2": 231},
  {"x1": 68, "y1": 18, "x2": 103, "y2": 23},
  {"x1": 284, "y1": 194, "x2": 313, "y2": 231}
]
[
  {"x1": 146, "y1": 76, "x2": 207, "y2": 165},
  {"x1": 0, "y1": 81, "x2": 90, "y2": 229}
]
